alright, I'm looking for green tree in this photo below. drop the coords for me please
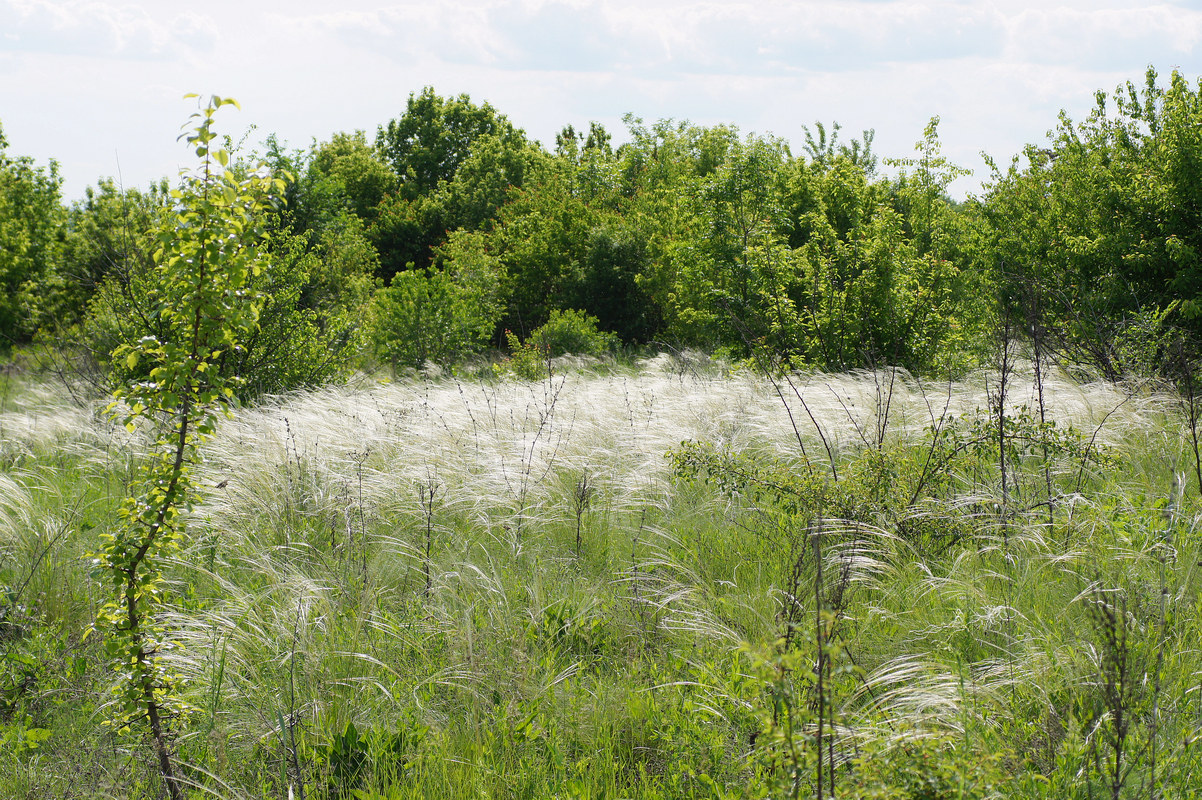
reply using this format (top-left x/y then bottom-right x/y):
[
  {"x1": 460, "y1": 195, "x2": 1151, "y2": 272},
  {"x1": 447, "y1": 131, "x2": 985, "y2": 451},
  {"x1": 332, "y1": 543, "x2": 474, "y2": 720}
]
[
  {"x1": 371, "y1": 89, "x2": 541, "y2": 279},
  {"x1": 796, "y1": 201, "x2": 958, "y2": 371},
  {"x1": 617, "y1": 116, "x2": 739, "y2": 196},
  {"x1": 85, "y1": 136, "x2": 376, "y2": 398},
  {"x1": 0, "y1": 121, "x2": 64, "y2": 347},
  {"x1": 440, "y1": 131, "x2": 550, "y2": 234},
  {"x1": 577, "y1": 219, "x2": 658, "y2": 343},
  {"x1": 885, "y1": 117, "x2": 970, "y2": 259},
  {"x1": 466, "y1": 122, "x2": 656, "y2": 344},
  {"x1": 91, "y1": 95, "x2": 287, "y2": 800},
  {"x1": 309, "y1": 130, "x2": 395, "y2": 221},
  {"x1": 981, "y1": 68, "x2": 1202, "y2": 377},
  {"x1": 370, "y1": 229, "x2": 505, "y2": 367},
  {"x1": 667, "y1": 132, "x2": 791, "y2": 350},
  {"x1": 492, "y1": 172, "x2": 594, "y2": 336},
  {"x1": 608, "y1": 117, "x2": 717, "y2": 343},
  {"x1": 377, "y1": 87, "x2": 525, "y2": 201},
  {"x1": 801, "y1": 120, "x2": 877, "y2": 176},
  {"x1": 57, "y1": 179, "x2": 167, "y2": 330},
  {"x1": 228, "y1": 214, "x2": 377, "y2": 395},
  {"x1": 262, "y1": 131, "x2": 393, "y2": 238},
  {"x1": 368, "y1": 192, "x2": 444, "y2": 282}
]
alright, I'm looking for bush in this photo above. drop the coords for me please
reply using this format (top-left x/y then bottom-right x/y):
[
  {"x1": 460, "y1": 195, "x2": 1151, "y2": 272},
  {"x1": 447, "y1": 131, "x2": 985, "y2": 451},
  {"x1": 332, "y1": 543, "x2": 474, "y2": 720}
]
[
  {"x1": 369, "y1": 230, "x2": 505, "y2": 369},
  {"x1": 83, "y1": 213, "x2": 376, "y2": 400},
  {"x1": 528, "y1": 308, "x2": 618, "y2": 358},
  {"x1": 839, "y1": 732, "x2": 1009, "y2": 799},
  {"x1": 501, "y1": 309, "x2": 618, "y2": 380}
]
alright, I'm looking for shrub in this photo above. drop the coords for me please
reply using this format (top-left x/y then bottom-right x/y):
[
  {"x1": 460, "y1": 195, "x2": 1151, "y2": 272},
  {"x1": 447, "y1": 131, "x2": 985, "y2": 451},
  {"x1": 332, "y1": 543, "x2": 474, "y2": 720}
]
[
  {"x1": 527, "y1": 308, "x2": 618, "y2": 358},
  {"x1": 839, "y1": 732, "x2": 1009, "y2": 799},
  {"x1": 369, "y1": 230, "x2": 505, "y2": 369},
  {"x1": 82, "y1": 210, "x2": 374, "y2": 399},
  {"x1": 501, "y1": 309, "x2": 618, "y2": 380}
]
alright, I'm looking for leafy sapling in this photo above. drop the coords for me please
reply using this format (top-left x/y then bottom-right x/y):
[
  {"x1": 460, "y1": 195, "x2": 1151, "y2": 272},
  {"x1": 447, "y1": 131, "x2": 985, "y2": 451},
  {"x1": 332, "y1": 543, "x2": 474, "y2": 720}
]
[{"x1": 88, "y1": 95, "x2": 286, "y2": 800}]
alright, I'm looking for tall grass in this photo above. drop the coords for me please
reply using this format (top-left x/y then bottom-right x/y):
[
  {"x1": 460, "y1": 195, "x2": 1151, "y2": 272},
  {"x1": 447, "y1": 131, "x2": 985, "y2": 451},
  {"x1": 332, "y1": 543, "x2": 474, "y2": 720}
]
[{"x1": 1, "y1": 357, "x2": 1198, "y2": 798}]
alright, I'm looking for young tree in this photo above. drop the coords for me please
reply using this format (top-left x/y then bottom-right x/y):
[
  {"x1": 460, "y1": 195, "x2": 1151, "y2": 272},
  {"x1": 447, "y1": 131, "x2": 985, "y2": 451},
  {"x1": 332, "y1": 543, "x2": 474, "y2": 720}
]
[{"x1": 92, "y1": 95, "x2": 287, "y2": 800}]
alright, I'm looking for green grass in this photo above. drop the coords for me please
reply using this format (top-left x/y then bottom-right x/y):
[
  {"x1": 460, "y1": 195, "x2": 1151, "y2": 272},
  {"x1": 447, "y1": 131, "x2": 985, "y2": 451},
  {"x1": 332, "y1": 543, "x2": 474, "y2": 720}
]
[{"x1": 3, "y1": 357, "x2": 1202, "y2": 798}]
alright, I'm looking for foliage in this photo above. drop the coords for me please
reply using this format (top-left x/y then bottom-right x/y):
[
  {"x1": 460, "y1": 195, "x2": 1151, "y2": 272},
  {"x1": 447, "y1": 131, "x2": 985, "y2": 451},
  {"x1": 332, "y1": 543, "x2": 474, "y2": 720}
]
[
  {"x1": 0, "y1": 122, "x2": 64, "y2": 348},
  {"x1": 370, "y1": 229, "x2": 505, "y2": 368},
  {"x1": 664, "y1": 132, "x2": 790, "y2": 350},
  {"x1": 368, "y1": 191, "x2": 446, "y2": 282},
  {"x1": 633, "y1": 121, "x2": 978, "y2": 373},
  {"x1": 302, "y1": 719, "x2": 426, "y2": 799},
  {"x1": 491, "y1": 178, "x2": 594, "y2": 337},
  {"x1": 87, "y1": 95, "x2": 285, "y2": 799},
  {"x1": 802, "y1": 120, "x2": 878, "y2": 176},
  {"x1": 885, "y1": 117, "x2": 971, "y2": 259},
  {"x1": 440, "y1": 131, "x2": 550, "y2": 235},
  {"x1": 527, "y1": 308, "x2": 618, "y2": 358},
  {"x1": 15, "y1": 68, "x2": 1202, "y2": 800},
  {"x1": 84, "y1": 189, "x2": 371, "y2": 400},
  {"x1": 745, "y1": 625, "x2": 860, "y2": 799},
  {"x1": 797, "y1": 202, "x2": 967, "y2": 373},
  {"x1": 234, "y1": 216, "x2": 376, "y2": 394}
]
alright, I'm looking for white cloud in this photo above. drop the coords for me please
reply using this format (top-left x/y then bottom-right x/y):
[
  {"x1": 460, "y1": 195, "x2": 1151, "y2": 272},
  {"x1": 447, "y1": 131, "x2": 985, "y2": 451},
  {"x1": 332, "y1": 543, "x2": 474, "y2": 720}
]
[
  {"x1": 0, "y1": 0, "x2": 217, "y2": 59},
  {"x1": 1, "y1": 0, "x2": 1199, "y2": 201},
  {"x1": 1004, "y1": 5, "x2": 1202, "y2": 67}
]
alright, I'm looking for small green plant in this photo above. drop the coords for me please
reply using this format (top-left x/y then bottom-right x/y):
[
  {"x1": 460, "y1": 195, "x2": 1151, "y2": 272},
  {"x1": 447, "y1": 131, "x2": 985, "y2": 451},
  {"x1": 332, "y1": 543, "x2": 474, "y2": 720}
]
[
  {"x1": 745, "y1": 614, "x2": 859, "y2": 800},
  {"x1": 87, "y1": 95, "x2": 285, "y2": 800},
  {"x1": 304, "y1": 719, "x2": 427, "y2": 799},
  {"x1": 501, "y1": 309, "x2": 617, "y2": 380},
  {"x1": 0, "y1": 714, "x2": 51, "y2": 758}
]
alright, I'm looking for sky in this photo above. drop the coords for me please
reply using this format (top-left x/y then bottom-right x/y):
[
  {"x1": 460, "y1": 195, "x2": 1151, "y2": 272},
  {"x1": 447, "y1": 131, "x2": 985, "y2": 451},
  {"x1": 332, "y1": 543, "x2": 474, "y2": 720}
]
[{"x1": 1, "y1": 0, "x2": 1200, "y2": 203}]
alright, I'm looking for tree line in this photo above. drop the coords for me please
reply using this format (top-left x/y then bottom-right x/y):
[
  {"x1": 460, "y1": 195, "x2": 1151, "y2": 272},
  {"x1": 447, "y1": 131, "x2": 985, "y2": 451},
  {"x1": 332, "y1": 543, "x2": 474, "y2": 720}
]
[{"x1": 3, "y1": 68, "x2": 1202, "y2": 394}]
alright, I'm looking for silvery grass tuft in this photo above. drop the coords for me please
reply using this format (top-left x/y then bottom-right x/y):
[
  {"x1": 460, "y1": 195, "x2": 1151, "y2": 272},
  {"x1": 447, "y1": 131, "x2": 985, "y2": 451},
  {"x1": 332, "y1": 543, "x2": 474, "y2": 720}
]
[{"x1": 4, "y1": 350, "x2": 1201, "y2": 796}]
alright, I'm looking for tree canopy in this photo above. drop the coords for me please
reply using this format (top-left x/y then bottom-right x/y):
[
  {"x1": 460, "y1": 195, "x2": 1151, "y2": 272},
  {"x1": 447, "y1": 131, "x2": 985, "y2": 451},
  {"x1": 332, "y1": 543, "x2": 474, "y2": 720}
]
[
  {"x1": 10, "y1": 74, "x2": 1202, "y2": 382},
  {"x1": 0, "y1": 121, "x2": 64, "y2": 348}
]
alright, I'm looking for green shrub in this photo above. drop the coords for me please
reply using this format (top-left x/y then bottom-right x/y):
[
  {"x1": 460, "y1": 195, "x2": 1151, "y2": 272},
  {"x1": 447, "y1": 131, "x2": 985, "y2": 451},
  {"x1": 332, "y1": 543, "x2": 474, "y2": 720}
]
[
  {"x1": 839, "y1": 732, "x2": 1009, "y2": 799},
  {"x1": 370, "y1": 230, "x2": 505, "y2": 369},
  {"x1": 528, "y1": 308, "x2": 618, "y2": 358},
  {"x1": 83, "y1": 209, "x2": 375, "y2": 400},
  {"x1": 501, "y1": 309, "x2": 618, "y2": 380}
]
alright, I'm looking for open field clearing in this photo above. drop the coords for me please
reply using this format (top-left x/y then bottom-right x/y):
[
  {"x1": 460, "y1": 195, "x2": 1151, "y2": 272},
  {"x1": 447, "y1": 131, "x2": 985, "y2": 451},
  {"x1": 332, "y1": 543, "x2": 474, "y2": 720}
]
[{"x1": 2, "y1": 357, "x2": 1201, "y2": 798}]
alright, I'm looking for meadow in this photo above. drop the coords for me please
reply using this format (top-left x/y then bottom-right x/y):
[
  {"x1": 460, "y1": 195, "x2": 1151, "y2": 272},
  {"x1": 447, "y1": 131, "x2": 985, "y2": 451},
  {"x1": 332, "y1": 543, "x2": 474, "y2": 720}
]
[{"x1": 2, "y1": 353, "x2": 1201, "y2": 798}]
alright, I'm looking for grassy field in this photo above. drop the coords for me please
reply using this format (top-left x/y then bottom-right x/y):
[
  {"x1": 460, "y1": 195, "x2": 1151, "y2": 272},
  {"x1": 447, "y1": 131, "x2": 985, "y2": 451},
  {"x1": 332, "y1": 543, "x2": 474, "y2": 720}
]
[{"x1": 2, "y1": 354, "x2": 1201, "y2": 798}]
